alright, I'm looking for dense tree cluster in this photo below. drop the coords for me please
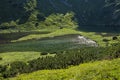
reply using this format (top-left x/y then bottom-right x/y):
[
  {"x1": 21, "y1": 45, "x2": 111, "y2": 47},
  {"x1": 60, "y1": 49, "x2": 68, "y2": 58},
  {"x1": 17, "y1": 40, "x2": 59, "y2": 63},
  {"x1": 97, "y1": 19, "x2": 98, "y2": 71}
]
[
  {"x1": 0, "y1": 12, "x2": 78, "y2": 30},
  {"x1": 0, "y1": 0, "x2": 120, "y2": 31},
  {"x1": 40, "y1": 12, "x2": 78, "y2": 29},
  {"x1": 0, "y1": 44, "x2": 120, "y2": 78},
  {"x1": 103, "y1": 0, "x2": 120, "y2": 25}
]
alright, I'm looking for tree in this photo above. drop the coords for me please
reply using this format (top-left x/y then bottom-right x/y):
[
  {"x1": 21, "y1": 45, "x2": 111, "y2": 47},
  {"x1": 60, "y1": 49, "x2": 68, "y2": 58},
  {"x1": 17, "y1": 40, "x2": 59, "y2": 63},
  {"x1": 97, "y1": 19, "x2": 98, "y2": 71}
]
[
  {"x1": 43, "y1": 12, "x2": 78, "y2": 29},
  {"x1": 24, "y1": 0, "x2": 37, "y2": 12}
]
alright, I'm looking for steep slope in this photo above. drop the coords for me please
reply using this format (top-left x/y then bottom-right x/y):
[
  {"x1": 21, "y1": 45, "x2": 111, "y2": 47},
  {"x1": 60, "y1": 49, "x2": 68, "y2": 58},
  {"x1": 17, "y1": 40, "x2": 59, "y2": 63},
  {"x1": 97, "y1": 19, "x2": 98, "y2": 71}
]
[
  {"x1": 0, "y1": 0, "x2": 26, "y2": 23},
  {"x1": 0, "y1": 0, "x2": 120, "y2": 31},
  {"x1": 0, "y1": 0, "x2": 104, "y2": 24},
  {"x1": 9, "y1": 58, "x2": 120, "y2": 80}
]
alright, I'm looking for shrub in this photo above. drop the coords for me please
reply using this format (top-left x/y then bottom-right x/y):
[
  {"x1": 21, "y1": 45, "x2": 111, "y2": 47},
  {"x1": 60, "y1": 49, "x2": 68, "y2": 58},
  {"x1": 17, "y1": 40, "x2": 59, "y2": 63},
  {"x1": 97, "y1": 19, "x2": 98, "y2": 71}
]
[
  {"x1": 102, "y1": 39, "x2": 110, "y2": 42},
  {"x1": 1, "y1": 44, "x2": 120, "y2": 78},
  {"x1": 112, "y1": 36, "x2": 118, "y2": 40},
  {"x1": 0, "y1": 65, "x2": 6, "y2": 73},
  {"x1": 35, "y1": 23, "x2": 39, "y2": 27},
  {"x1": 2, "y1": 69, "x2": 17, "y2": 78},
  {"x1": 41, "y1": 52, "x2": 48, "y2": 55},
  {"x1": 0, "y1": 57, "x2": 2, "y2": 60},
  {"x1": 2, "y1": 61, "x2": 29, "y2": 78},
  {"x1": 50, "y1": 52, "x2": 57, "y2": 54},
  {"x1": 10, "y1": 61, "x2": 28, "y2": 73}
]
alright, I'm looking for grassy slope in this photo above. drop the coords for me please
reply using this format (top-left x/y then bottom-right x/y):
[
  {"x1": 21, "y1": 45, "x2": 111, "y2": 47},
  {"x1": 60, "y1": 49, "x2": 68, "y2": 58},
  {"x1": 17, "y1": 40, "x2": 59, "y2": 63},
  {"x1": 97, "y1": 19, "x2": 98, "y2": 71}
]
[
  {"x1": 9, "y1": 58, "x2": 120, "y2": 80},
  {"x1": 0, "y1": 52, "x2": 55, "y2": 65},
  {"x1": 0, "y1": 52, "x2": 40, "y2": 65}
]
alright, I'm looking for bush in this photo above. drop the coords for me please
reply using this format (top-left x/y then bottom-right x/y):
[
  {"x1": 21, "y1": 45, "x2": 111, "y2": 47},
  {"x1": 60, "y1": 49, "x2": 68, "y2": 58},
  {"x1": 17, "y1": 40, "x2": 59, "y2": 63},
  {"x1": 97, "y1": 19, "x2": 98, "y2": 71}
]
[
  {"x1": 10, "y1": 61, "x2": 29, "y2": 73},
  {"x1": 2, "y1": 69, "x2": 17, "y2": 78},
  {"x1": 0, "y1": 57, "x2": 2, "y2": 60},
  {"x1": 2, "y1": 61, "x2": 29, "y2": 78},
  {"x1": 1, "y1": 44, "x2": 120, "y2": 78},
  {"x1": 49, "y1": 52, "x2": 57, "y2": 54},
  {"x1": 41, "y1": 52, "x2": 48, "y2": 55},
  {"x1": 102, "y1": 39, "x2": 110, "y2": 42},
  {"x1": 0, "y1": 65, "x2": 6, "y2": 73},
  {"x1": 112, "y1": 36, "x2": 118, "y2": 40}
]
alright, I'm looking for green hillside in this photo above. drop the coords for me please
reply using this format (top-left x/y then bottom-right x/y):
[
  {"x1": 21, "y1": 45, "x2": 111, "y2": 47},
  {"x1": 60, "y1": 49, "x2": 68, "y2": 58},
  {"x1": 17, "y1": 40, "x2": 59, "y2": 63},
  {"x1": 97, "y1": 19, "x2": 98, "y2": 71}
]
[
  {"x1": 9, "y1": 58, "x2": 120, "y2": 80},
  {"x1": 0, "y1": 0, "x2": 120, "y2": 80},
  {"x1": 0, "y1": 0, "x2": 120, "y2": 32}
]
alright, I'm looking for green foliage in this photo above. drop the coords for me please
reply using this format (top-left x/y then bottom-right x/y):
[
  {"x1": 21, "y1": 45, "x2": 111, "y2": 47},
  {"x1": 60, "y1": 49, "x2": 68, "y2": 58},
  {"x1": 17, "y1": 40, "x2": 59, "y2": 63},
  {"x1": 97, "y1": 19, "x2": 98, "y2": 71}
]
[
  {"x1": 9, "y1": 58, "x2": 120, "y2": 80},
  {"x1": 1, "y1": 0, "x2": 120, "y2": 32},
  {"x1": 0, "y1": 1, "x2": 79, "y2": 30},
  {"x1": 10, "y1": 61, "x2": 29, "y2": 73},
  {"x1": 0, "y1": 21, "x2": 17, "y2": 29},
  {"x1": 24, "y1": 0, "x2": 37, "y2": 12},
  {"x1": 2, "y1": 61, "x2": 29, "y2": 78},
  {"x1": 41, "y1": 52, "x2": 48, "y2": 55},
  {"x1": 112, "y1": 36, "x2": 118, "y2": 40},
  {"x1": 1, "y1": 44, "x2": 120, "y2": 78},
  {"x1": 14, "y1": 12, "x2": 78, "y2": 30},
  {"x1": 104, "y1": 0, "x2": 120, "y2": 26},
  {"x1": 0, "y1": 65, "x2": 6, "y2": 73},
  {"x1": 2, "y1": 70, "x2": 17, "y2": 78},
  {"x1": 0, "y1": 52, "x2": 41, "y2": 65},
  {"x1": 0, "y1": 57, "x2": 2, "y2": 61},
  {"x1": 42, "y1": 12, "x2": 78, "y2": 29}
]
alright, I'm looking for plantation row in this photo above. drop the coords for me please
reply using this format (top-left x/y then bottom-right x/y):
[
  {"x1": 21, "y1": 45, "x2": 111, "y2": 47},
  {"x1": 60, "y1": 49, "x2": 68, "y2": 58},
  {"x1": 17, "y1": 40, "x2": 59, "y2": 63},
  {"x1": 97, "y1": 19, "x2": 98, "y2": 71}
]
[{"x1": 0, "y1": 44, "x2": 120, "y2": 78}]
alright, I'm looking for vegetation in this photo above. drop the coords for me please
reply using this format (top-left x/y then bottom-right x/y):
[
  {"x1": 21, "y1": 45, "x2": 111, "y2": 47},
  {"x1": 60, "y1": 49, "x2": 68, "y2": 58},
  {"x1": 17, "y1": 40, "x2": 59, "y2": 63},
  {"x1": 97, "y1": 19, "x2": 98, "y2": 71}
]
[
  {"x1": 0, "y1": 44, "x2": 119, "y2": 78},
  {"x1": 8, "y1": 58, "x2": 120, "y2": 80},
  {"x1": 1, "y1": 0, "x2": 120, "y2": 32},
  {"x1": 0, "y1": 52, "x2": 40, "y2": 65},
  {"x1": 12, "y1": 29, "x2": 79, "y2": 42},
  {"x1": 0, "y1": 11, "x2": 77, "y2": 31},
  {"x1": 8, "y1": 29, "x2": 120, "y2": 47},
  {"x1": 0, "y1": 52, "x2": 55, "y2": 65},
  {"x1": 0, "y1": 0, "x2": 120, "y2": 80}
]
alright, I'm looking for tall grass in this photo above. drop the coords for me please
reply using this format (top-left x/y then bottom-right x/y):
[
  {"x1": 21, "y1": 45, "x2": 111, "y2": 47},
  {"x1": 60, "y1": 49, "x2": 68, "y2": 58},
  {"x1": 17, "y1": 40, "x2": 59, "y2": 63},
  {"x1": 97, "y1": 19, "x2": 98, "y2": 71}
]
[
  {"x1": 0, "y1": 52, "x2": 55, "y2": 65},
  {"x1": 0, "y1": 52, "x2": 40, "y2": 65}
]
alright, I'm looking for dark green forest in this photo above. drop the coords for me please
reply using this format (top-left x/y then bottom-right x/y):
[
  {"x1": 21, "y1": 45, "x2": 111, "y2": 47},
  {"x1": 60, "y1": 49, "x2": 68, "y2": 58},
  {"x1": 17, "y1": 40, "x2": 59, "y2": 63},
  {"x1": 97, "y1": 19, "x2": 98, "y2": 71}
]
[{"x1": 0, "y1": 0, "x2": 120, "y2": 31}]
